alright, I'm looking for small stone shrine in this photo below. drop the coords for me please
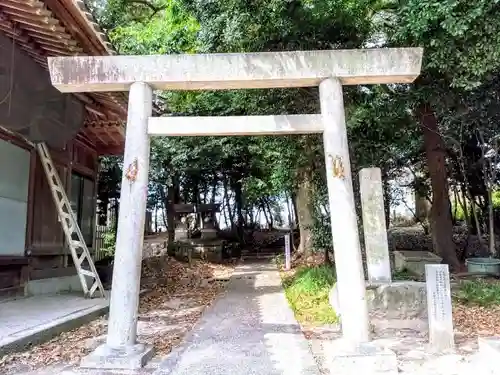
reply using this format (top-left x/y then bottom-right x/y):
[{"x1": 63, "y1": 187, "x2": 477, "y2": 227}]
[
  {"x1": 198, "y1": 203, "x2": 220, "y2": 240},
  {"x1": 170, "y1": 202, "x2": 226, "y2": 263},
  {"x1": 173, "y1": 203, "x2": 194, "y2": 242}
]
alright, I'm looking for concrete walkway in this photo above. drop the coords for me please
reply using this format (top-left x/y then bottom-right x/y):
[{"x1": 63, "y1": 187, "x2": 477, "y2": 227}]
[
  {"x1": 0, "y1": 294, "x2": 109, "y2": 356},
  {"x1": 154, "y1": 260, "x2": 320, "y2": 375}
]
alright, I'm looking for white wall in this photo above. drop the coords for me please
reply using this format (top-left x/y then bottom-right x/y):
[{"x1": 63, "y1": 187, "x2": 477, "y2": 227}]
[{"x1": 0, "y1": 138, "x2": 30, "y2": 255}]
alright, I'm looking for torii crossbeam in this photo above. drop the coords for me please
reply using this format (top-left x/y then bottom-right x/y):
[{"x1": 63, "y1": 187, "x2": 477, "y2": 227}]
[{"x1": 47, "y1": 47, "x2": 423, "y2": 370}]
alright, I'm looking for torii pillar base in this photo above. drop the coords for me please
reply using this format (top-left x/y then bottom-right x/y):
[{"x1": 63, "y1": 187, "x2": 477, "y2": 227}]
[
  {"x1": 81, "y1": 343, "x2": 154, "y2": 370},
  {"x1": 325, "y1": 340, "x2": 398, "y2": 375}
]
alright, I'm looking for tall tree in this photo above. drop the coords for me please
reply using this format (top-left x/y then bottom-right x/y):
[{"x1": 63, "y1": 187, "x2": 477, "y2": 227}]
[{"x1": 386, "y1": 0, "x2": 500, "y2": 269}]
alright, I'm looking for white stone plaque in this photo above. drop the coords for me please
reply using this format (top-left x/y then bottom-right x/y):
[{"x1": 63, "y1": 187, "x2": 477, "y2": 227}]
[
  {"x1": 284, "y1": 233, "x2": 291, "y2": 270},
  {"x1": 359, "y1": 168, "x2": 391, "y2": 284},
  {"x1": 425, "y1": 264, "x2": 454, "y2": 352}
]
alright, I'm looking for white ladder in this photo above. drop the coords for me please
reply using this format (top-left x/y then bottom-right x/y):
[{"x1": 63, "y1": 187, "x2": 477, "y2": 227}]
[{"x1": 36, "y1": 143, "x2": 106, "y2": 298}]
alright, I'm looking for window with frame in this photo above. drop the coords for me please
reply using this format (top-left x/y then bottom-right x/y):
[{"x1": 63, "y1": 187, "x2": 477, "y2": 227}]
[{"x1": 70, "y1": 173, "x2": 95, "y2": 247}]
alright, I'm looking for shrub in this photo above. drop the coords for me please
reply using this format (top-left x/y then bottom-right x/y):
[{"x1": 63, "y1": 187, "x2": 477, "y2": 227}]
[{"x1": 282, "y1": 265, "x2": 338, "y2": 324}]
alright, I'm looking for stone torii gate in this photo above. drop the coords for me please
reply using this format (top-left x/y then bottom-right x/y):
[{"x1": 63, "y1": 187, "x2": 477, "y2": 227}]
[{"x1": 48, "y1": 48, "x2": 423, "y2": 369}]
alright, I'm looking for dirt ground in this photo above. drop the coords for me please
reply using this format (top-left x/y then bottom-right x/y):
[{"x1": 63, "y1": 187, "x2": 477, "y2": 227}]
[{"x1": 0, "y1": 256, "x2": 235, "y2": 375}]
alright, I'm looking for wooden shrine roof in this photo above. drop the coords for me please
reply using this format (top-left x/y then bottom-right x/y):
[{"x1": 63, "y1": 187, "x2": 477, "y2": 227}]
[{"x1": 0, "y1": 0, "x2": 127, "y2": 154}]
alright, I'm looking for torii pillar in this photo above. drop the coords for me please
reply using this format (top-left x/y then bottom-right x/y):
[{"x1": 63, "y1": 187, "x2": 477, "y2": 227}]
[{"x1": 47, "y1": 48, "x2": 423, "y2": 369}]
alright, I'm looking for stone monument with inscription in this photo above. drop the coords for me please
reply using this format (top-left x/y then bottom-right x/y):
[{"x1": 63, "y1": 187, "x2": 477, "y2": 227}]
[
  {"x1": 284, "y1": 233, "x2": 291, "y2": 270},
  {"x1": 425, "y1": 264, "x2": 454, "y2": 352},
  {"x1": 359, "y1": 168, "x2": 392, "y2": 284}
]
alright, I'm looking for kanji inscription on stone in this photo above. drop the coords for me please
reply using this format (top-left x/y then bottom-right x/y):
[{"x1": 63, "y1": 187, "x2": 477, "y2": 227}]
[
  {"x1": 284, "y1": 233, "x2": 291, "y2": 270},
  {"x1": 425, "y1": 264, "x2": 454, "y2": 352}
]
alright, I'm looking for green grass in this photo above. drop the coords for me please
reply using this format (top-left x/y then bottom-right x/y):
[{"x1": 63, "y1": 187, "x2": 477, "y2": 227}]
[
  {"x1": 274, "y1": 253, "x2": 284, "y2": 266},
  {"x1": 454, "y1": 279, "x2": 500, "y2": 307},
  {"x1": 282, "y1": 265, "x2": 339, "y2": 325},
  {"x1": 392, "y1": 268, "x2": 420, "y2": 281}
]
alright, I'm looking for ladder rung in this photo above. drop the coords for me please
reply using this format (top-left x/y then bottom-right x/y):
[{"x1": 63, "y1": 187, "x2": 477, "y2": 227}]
[
  {"x1": 71, "y1": 240, "x2": 85, "y2": 248},
  {"x1": 80, "y1": 269, "x2": 97, "y2": 278}
]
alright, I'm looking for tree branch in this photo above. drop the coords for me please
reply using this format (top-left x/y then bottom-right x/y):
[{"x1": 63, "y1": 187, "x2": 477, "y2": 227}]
[{"x1": 125, "y1": 0, "x2": 167, "y2": 18}]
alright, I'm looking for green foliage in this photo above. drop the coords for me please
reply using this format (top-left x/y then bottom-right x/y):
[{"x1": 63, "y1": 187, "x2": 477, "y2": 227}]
[
  {"x1": 452, "y1": 202, "x2": 475, "y2": 222},
  {"x1": 89, "y1": 0, "x2": 500, "y2": 258},
  {"x1": 455, "y1": 280, "x2": 500, "y2": 307},
  {"x1": 97, "y1": 156, "x2": 122, "y2": 221},
  {"x1": 311, "y1": 220, "x2": 332, "y2": 253},
  {"x1": 282, "y1": 265, "x2": 338, "y2": 324},
  {"x1": 110, "y1": 12, "x2": 199, "y2": 55},
  {"x1": 101, "y1": 231, "x2": 117, "y2": 257},
  {"x1": 452, "y1": 191, "x2": 500, "y2": 221},
  {"x1": 392, "y1": 268, "x2": 419, "y2": 281},
  {"x1": 393, "y1": 0, "x2": 500, "y2": 90}
]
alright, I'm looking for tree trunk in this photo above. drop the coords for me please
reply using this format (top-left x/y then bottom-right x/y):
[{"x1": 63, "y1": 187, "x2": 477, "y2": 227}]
[
  {"x1": 210, "y1": 177, "x2": 217, "y2": 204},
  {"x1": 295, "y1": 167, "x2": 314, "y2": 257},
  {"x1": 261, "y1": 200, "x2": 270, "y2": 228},
  {"x1": 165, "y1": 173, "x2": 179, "y2": 244},
  {"x1": 291, "y1": 191, "x2": 299, "y2": 229},
  {"x1": 415, "y1": 190, "x2": 431, "y2": 224},
  {"x1": 222, "y1": 201, "x2": 229, "y2": 228},
  {"x1": 264, "y1": 198, "x2": 274, "y2": 229},
  {"x1": 458, "y1": 183, "x2": 470, "y2": 228},
  {"x1": 471, "y1": 197, "x2": 483, "y2": 238},
  {"x1": 487, "y1": 188, "x2": 496, "y2": 256},
  {"x1": 417, "y1": 104, "x2": 461, "y2": 271},
  {"x1": 154, "y1": 204, "x2": 158, "y2": 233},
  {"x1": 223, "y1": 176, "x2": 234, "y2": 229},
  {"x1": 160, "y1": 196, "x2": 167, "y2": 228},
  {"x1": 233, "y1": 180, "x2": 245, "y2": 244},
  {"x1": 381, "y1": 167, "x2": 391, "y2": 228},
  {"x1": 113, "y1": 200, "x2": 119, "y2": 240},
  {"x1": 166, "y1": 183, "x2": 175, "y2": 244},
  {"x1": 285, "y1": 192, "x2": 293, "y2": 228}
]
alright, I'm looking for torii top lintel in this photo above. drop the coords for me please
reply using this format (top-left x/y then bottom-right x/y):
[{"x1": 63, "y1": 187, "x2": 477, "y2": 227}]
[{"x1": 47, "y1": 48, "x2": 423, "y2": 93}]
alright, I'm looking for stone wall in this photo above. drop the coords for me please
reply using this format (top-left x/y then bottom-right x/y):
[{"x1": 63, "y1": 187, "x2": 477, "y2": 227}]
[{"x1": 142, "y1": 240, "x2": 168, "y2": 259}]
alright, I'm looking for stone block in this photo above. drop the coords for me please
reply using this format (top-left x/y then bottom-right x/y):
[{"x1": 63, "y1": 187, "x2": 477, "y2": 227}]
[
  {"x1": 359, "y1": 167, "x2": 392, "y2": 284},
  {"x1": 425, "y1": 264, "x2": 454, "y2": 352},
  {"x1": 330, "y1": 281, "x2": 427, "y2": 320},
  {"x1": 80, "y1": 343, "x2": 154, "y2": 370},
  {"x1": 394, "y1": 250, "x2": 442, "y2": 276},
  {"x1": 200, "y1": 228, "x2": 217, "y2": 240},
  {"x1": 49, "y1": 48, "x2": 423, "y2": 93},
  {"x1": 26, "y1": 275, "x2": 86, "y2": 295},
  {"x1": 325, "y1": 341, "x2": 398, "y2": 375},
  {"x1": 367, "y1": 281, "x2": 427, "y2": 319},
  {"x1": 174, "y1": 228, "x2": 189, "y2": 241}
]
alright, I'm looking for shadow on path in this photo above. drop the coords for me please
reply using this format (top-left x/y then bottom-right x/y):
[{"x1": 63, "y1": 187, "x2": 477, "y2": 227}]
[{"x1": 153, "y1": 259, "x2": 320, "y2": 375}]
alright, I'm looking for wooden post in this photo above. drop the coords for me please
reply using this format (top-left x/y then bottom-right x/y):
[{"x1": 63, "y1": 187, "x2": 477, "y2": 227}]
[{"x1": 319, "y1": 78, "x2": 370, "y2": 345}]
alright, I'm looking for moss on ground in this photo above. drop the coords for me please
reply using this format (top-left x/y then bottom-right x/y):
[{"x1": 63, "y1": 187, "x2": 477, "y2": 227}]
[{"x1": 281, "y1": 264, "x2": 338, "y2": 325}]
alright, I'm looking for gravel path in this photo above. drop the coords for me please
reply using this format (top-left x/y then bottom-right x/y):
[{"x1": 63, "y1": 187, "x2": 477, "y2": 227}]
[{"x1": 154, "y1": 260, "x2": 321, "y2": 375}]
